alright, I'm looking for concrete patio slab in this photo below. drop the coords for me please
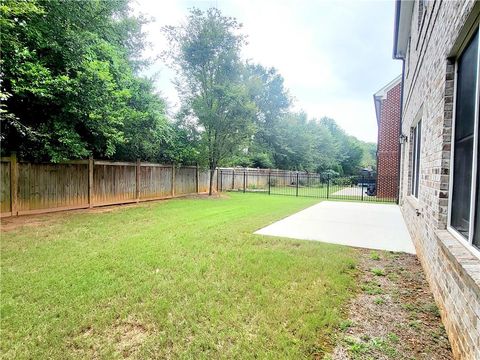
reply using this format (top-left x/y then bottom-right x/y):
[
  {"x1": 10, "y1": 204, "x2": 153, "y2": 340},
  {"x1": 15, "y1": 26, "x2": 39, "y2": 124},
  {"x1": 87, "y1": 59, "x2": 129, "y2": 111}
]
[{"x1": 255, "y1": 201, "x2": 415, "y2": 254}]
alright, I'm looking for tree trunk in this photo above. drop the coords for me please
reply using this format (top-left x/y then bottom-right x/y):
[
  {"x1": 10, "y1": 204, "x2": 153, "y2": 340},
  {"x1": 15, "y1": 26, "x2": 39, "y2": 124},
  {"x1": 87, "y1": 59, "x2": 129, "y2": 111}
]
[{"x1": 209, "y1": 167, "x2": 215, "y2": 196}]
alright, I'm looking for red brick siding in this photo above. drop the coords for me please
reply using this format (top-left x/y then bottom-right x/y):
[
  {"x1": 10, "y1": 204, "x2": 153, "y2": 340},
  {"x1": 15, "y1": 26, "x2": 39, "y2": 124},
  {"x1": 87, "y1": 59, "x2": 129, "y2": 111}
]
[{"x1": 377, "y1": 81, "x2": 401, "y2": 199}]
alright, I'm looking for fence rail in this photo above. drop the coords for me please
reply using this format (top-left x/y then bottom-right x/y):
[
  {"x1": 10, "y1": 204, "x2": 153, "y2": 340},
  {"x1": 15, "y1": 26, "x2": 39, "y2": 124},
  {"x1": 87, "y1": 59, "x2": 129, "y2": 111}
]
[
  {"x1": 218, "y1": 169, "x2": 398, "y2": 203},
  {"x1": 0, "y1": 155, "x2": 217, "y2": 217}
]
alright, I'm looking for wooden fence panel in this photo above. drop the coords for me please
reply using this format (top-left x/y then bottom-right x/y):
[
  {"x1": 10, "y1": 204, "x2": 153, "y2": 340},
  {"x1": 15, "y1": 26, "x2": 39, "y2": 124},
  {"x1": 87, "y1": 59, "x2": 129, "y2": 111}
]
[
  {"x1": 1, "y1": 161, "x2": 11, "y2": 215},
  {"x1": 219, "y1": 170, "x2": 232, "y2": 191},
  {"x1": 93, "y1": 163, "x2": 136, "y2": 206},
  {"x1": 234, "y1": 171, "x2": 245, "y2": 191},
  {"x1": 17, "y1": 163, "x2": 89, "y2": 213},
  {"x1": 198, "y1": 170, "x2": 210, "y2": 193},
  {"x1": 246, "y1": 170, "x2": 268, "y2": 190},
  {"x1": 140, "y1": 165, "x2": 172, "y2": 200},
  {"x1": 212, "y1": 169, "x2": 217, "y2": 192},
  {"x1": 0, "y1": 159, "x2": 260, "y2": 218},
  {"x1": 197, "y1": 169, "x2": 217, "y2": 193},
  {"x1": 175, "y1": 167, "x2": 196, "y2": 195}
]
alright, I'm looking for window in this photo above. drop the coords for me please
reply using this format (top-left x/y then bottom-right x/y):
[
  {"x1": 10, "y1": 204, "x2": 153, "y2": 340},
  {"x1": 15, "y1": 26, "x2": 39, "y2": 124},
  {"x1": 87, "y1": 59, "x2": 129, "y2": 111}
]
[
  {"x1": 417, "y1": 0, "x2": 425, "y2": 30},
  {"x1": 411, "y1": 120, "x2": 422, "y2": 198},
  {"x1": 449, "y1": 28, "x2": 480, "y2": 252}
]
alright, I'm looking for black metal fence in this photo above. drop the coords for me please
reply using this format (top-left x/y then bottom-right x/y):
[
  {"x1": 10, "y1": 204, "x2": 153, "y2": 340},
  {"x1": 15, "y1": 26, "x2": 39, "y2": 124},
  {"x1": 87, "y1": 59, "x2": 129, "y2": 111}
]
[{"x1": 217, "y1": 169, "x2": 398, "y2": 203}]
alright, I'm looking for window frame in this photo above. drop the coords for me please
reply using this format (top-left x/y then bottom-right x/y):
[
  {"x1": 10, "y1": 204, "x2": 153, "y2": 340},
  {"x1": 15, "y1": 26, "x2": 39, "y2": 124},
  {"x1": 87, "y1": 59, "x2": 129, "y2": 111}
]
[
  {"x1": 447, "y1": 24, "x2": 480, "y2": 259},
  {"x1": 411, "y1": 119, "x2": 422, "y2": 198}
]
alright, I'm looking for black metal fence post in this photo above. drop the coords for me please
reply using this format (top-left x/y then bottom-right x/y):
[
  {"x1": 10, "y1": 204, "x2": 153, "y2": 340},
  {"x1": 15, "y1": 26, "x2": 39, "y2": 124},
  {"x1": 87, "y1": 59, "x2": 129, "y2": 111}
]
[
  {"x1": 361, "y1": 175, "x2": 365, "y2": 201},
  {"x1": 327, "y1": 174, "x2": 330, "y2": 199},
  {"x1": 296, "y1": 172, "x2": 299, "y2": 197},
  {"x1": 268, "y1": 171, "x2": 271, "y2": 195},
  {"x1": 243, "y1": 171, "x2": 246, "y2": 193}
]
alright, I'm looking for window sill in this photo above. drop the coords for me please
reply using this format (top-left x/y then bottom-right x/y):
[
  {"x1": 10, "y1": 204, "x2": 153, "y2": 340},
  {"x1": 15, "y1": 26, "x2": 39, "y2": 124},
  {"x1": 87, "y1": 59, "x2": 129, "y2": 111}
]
[
  {"x1": 405, "y1": 195, "x2": 420, "y2": 211},
  {"x1": 435, "y1": 230, "x2": 480, "y2": 297}
]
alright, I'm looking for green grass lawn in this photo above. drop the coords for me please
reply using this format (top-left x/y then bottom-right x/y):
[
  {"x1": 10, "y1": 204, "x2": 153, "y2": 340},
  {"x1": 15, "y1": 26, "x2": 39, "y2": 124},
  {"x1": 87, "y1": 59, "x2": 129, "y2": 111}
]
[{"x1": 1, "y1": 193, "x2": 358, "y2": 359}]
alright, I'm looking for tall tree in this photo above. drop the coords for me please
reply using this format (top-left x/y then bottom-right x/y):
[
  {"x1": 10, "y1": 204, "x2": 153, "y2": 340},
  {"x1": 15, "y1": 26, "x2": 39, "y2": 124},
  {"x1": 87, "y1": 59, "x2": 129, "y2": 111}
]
[
  {"x1": 163, "y1": 8, "x2": 256, "y2": 194},
  {"x1": 244, "y1": 63, "x2": 291, "y2": 165},
  {"x1": 319, "y1": 117, "x2": 364, "y2": 175}
]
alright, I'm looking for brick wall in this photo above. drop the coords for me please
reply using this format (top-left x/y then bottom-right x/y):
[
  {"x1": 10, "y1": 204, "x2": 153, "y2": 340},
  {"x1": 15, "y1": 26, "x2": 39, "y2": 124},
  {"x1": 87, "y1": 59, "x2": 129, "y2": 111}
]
[
  {"x1": 377, "y1": 81, "x2": 401, "y2": 199},
  {"x1": 397, "y1": 1, "x2": 480, "y2": 359}
]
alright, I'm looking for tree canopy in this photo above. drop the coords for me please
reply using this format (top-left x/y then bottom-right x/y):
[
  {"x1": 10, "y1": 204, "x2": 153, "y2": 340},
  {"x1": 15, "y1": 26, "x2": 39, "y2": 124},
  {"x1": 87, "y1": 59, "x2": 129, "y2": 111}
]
[
  {"x1": 1, "y1": 0, "x2": 170, "y2": 162},
  {"x1": 1, "y1": 2, "x2": 376, "y2": 177}
]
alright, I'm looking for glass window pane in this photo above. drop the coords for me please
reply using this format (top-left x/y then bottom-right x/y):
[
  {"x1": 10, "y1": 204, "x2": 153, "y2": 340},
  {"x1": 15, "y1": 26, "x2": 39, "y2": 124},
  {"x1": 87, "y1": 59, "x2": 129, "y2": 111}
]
[
  {"x1": 451, "y1": 30, "x2": 478, "y2": 239},
  {"x1": 415, "y1": 120, "x2": 421, "y2": 197},
  {"x1": 411, "y1": 127, "x2": 417, "y2": 194},
  {"x1": 451, "y1": 137, "x2": 474, "y2": 237},
  {"x1": 473, "y1": 135, "x2": 480, "y2": 249},
  {"x1": 455, "y1": 31, "x2": 478, "y2": 141}
]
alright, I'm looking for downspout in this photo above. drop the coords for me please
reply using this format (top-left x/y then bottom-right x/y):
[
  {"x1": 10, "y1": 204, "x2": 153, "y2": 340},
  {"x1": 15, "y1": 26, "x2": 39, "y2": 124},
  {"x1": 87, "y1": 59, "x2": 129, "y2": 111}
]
[
  {"x1": 396, "y1": 59, "x2": 406, "y2": 205},
  {"x1": 392, "y1": 0, "x2": 407, "y2": 205}
]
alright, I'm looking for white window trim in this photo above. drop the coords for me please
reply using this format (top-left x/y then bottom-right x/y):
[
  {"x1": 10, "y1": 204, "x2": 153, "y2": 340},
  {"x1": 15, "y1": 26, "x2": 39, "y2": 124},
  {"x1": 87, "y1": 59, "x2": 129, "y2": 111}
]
[
  {"x1": 447, "y1": 24, "x2": 480, "y2": 259},
  {"x1": 410, "y1": 108, "x2": 422, "y2": 199},
  {"x1": 412, "y1": 122, "x2": 421, "y2": 198}
]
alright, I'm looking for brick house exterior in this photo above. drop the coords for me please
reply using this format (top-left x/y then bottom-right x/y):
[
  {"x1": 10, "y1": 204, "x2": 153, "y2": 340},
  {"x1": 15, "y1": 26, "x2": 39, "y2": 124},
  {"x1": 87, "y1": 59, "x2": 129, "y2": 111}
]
[
  {"x1": 393, "y1": 1, "x2": 480, "y2": 359},
  {"x1": 374, "y1": 76, "x2": 402, "y2": 199}
]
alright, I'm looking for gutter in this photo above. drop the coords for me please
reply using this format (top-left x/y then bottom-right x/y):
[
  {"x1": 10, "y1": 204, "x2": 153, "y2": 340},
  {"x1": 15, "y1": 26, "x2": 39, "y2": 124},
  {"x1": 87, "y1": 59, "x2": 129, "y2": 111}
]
[{"x1": 393, "y1": 0, "x2": 402, "y2": 59}]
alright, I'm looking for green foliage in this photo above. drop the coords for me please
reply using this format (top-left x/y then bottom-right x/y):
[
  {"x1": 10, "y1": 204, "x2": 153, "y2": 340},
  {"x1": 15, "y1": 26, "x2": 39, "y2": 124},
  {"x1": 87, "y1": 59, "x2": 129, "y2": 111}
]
[
  {"x1": 1, "y1": 0, "x2": 170, "y2": 162},
  {"x1": 245, "y1": 112, "x2": 372, "y2": 175},
  {"x1": 361, "y1": 280, "x2": 383, "y2": 295},
  {"x1": 360, "y1": 142, "x2": 377, "y2": 171},
  {"x1": 339, "y1": 319, "x2": 354, "y2": 331},
  {"x1": 370, "y1": 268, "x2": 386, "y2": 276},
  {"x1": 374, "y1": 296, "x2": 385, "y2": 305}
]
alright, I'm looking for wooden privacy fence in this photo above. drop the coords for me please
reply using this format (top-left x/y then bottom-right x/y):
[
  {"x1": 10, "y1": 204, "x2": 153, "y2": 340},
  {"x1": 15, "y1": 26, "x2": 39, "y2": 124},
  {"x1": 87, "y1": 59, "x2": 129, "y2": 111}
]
[{"x1": 0, "y1": 154, "x2": 217, "y2": 217}]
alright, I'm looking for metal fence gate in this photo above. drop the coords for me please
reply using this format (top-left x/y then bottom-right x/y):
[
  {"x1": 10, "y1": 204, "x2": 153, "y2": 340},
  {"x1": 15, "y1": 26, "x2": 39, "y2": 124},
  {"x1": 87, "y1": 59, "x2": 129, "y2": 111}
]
[{"x1": 217, "y1": 169, "x2": 398, "y2": 203}]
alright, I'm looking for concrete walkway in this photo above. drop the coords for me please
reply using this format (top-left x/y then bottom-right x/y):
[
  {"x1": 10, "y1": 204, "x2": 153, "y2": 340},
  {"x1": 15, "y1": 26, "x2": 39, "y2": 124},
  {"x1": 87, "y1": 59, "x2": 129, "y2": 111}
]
[
  {"x1": 255, "y1": 201, "x2": 415, "y2": 254},
  {"x1": 331, "y1": 186, "x2": 363, "y2": 196}
]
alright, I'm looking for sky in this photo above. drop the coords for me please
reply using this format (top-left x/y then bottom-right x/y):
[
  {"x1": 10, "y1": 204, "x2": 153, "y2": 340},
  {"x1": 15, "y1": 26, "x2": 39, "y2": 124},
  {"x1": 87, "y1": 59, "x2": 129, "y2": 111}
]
[{"x1": 132, "y1": 0, "x2": 402, "y2": 143}]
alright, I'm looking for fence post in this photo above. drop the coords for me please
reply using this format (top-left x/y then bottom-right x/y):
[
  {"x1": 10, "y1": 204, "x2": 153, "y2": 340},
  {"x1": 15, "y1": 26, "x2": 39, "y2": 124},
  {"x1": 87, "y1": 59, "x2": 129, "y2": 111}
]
[
  {"x1": 216, "y1": 168, "x2": 219, "y2": 192},
  {"x1": 88, "y1": 156, "x2": 94, "y2": 208},
  {"x1": 136, "y1": 159, "x2": 141, "y2": 202},
  {"x1": 361, "y1": 175, "x2": 365, "y2": 201},
  {"x1": 195, "y1": 164, "x2": 200, "y2": 194},
  {"x1": 296, "y1": 172, "x2": 299, "y2": 197},
  {"x1": 232, "y1": 169, "x2": 235, "y2": 190},
  {"x1": 327, "y1": 174, "x2": 330, "y2": 199},
  {"x1": 243, "y1": 170, "x2": 246, "y2": 193},
  {"x1": 268, "y1": 171, "x2": 271, "y2": 195},
  {"x1": 10, "y1": 153, "x2": 18, "y2": 216},
  {"x1": 171, "y1": 164, "x2": 175, "y2": 197}
]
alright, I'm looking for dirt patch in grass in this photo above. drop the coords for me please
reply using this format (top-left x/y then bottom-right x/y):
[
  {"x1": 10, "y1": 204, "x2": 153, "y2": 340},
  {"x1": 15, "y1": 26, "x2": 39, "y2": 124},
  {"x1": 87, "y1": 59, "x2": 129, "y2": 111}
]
[
  {"x1": 178, "y1": 192, "x2": 229, "y2": 200},
  {"x1": 0, "y1": 214, "x2": 61, "y2": 232},
  {"x1": 329, "y1": 249, "x2": 452, "y2": 360},
  {"x1": 69, "y1": 319, "x2": 153, "y2": 359}
]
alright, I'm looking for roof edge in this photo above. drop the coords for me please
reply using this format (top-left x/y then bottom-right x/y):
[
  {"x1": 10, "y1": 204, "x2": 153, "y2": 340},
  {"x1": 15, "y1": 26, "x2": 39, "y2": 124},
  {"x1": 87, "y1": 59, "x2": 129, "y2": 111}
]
[
  {"x1": 373, "y1": 75, "x2": 402, "y2": 124},
  {"x1": 393, "y1": 0, "x2": 414, "y2": 59},
  {"x1": 373, "y1": 74, "x2": 402, "y2": 98}
]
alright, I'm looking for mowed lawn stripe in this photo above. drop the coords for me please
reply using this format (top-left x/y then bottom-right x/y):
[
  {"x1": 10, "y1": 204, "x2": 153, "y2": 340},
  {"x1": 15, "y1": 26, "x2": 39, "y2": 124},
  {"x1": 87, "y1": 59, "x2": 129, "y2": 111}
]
[{"x1": 1, "y1": 193, "x2": 358, "y2": 359}]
